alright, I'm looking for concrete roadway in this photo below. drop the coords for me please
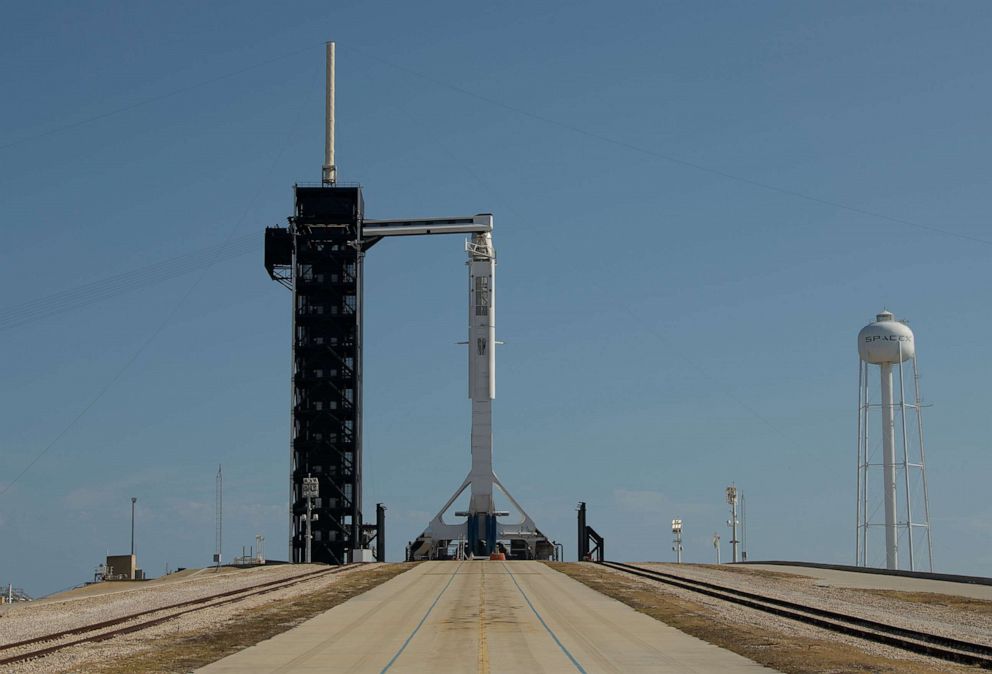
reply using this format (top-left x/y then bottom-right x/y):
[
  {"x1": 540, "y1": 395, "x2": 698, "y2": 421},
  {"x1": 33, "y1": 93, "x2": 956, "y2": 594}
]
[{"x1": 198, "y1": 561, "x2": 775, "y2": 673}]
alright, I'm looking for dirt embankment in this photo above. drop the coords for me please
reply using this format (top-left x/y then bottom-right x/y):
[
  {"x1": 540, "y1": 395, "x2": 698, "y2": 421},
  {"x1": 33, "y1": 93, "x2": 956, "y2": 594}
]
[
  {"x1": 6, "y1": 563, "x2": 416, "y2": 674},
  {"x1": 550, "y1": 562, "x2": 979, "y2": 674}
]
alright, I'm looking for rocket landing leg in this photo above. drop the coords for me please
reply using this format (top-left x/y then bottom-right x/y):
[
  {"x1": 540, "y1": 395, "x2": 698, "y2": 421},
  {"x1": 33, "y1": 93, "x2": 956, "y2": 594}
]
[{"x1": 409, "y1": 474, "x2": 553, "y2": 560}]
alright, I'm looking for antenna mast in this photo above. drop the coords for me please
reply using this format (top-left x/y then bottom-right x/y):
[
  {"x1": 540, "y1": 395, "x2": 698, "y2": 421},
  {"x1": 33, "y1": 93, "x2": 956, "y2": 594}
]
[
  {"x1": 215, "y1": 465, "x2": 223, "y2": 567},
  {"x1": 322, "y1": 42, "x2": 336, "y2": 185}
]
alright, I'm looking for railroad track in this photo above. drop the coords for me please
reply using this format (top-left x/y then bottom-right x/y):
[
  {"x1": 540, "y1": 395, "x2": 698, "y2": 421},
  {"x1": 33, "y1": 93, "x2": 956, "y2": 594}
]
[
  {"x1": 600, "y1": 561, "x2": 992, "y2": 670},
  {"x1": 0, "y1": 565, "x2": 353, "y2": 667}
]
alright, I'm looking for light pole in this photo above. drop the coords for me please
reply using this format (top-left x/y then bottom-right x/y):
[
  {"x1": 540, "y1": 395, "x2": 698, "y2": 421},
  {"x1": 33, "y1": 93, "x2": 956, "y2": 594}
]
[
  {"x1": 713, "y1": 533, "x2": 721, "y2": 564},
  {"x1": 740, "y1": 492, "x2": 747, "y2": 561},
  {"x1": 671, "y1": 519, "x2": 683, "y2": 563},
  {"x1": 130, "y1": 497, "x2": 137, "y2": 556},
  {"x1": 726, "y1": 485, "x2": 739, "y2": 563}
]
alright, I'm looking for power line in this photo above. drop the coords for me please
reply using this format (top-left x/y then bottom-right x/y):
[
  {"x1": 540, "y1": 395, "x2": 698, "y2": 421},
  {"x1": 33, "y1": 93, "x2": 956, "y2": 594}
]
[
  {"x1": 0, "y1": 234, "x2": 259, "y2": 331},
  {"x1": 0, "y1": 40, "x2": 327, "y2": 331},
  {"x1": 0, "y1": 58, "x2": 317, "y2": 498},
  {"x1": 344, "y1": 44, "x2": 992, "y2": 248},
  {"x1": 0, "y1": 43, "x2": 323, "y2": 153},
  {"x1": 0, "y1": 289, "x2": 191, "y2": 498},
  {"x1": 379, "y1": 83, "x2": 805, "y2": 455}
]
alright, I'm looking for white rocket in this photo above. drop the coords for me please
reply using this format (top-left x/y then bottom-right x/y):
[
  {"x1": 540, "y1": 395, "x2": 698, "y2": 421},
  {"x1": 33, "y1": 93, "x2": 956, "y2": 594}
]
[
  {"x1": 406, "y1": 223, "x2": 544, "y2": 558},
  {"x1": 467, "y1": 231, "x2": 497, "y2": 516},
  {"x1": 363, "y1": 213, "x2": 548, "y2": 558}
]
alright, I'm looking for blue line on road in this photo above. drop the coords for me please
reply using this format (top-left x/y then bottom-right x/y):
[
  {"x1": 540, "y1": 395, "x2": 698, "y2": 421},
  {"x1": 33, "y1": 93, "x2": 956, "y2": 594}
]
[
  {"x1": 503, "y1": 562, "x2": 587, "y2": 673},
  {"x1": 380, "y1": 562, "x2": 464, "y2": 673}
]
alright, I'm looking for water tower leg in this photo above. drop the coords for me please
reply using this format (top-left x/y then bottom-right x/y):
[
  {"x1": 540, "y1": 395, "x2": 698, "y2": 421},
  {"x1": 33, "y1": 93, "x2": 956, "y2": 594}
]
[{"x1": 880, "y1": 363, "x2": 899, "y2": 570}]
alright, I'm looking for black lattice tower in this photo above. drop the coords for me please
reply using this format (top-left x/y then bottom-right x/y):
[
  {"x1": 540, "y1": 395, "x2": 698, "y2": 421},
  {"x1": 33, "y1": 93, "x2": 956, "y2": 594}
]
[{"x1": 266, "y1": 186, "x2": 369, "y2": 564}]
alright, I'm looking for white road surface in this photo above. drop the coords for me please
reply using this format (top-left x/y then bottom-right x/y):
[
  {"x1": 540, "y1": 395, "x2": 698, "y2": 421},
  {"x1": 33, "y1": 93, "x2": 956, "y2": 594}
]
[{"x1": 197, "y1": 561, "x2": 778, "y2": 673}]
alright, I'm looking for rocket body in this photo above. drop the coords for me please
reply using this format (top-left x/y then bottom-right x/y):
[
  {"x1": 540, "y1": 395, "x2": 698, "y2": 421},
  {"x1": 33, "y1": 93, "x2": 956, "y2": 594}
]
[
  {"x1": 467, "y1": 232, "x2": 496, "y2": 515},
  {"x1": 410, "y1": 216, "x2": 550, "y2": 560}
]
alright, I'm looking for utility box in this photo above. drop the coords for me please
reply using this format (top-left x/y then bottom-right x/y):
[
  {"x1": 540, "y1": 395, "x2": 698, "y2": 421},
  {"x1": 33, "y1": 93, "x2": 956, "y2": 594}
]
[
  {"x1": 105, "y1": 554, "x2": 137, "y2": 580},
  {"x1": 350, "y1": 549, "x2": 374, "y2": 563}
]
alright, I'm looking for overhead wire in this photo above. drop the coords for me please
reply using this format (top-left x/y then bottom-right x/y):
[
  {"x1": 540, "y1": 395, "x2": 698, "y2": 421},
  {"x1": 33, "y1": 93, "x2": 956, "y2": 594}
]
[
  {"x1": 0, "y1": 42, "x2": 324, "y2": 153},
  {"x1": 380, "y1": 93, "x2": 805, "y2": 456},
  {"x1": 3, "y1": 37, "x2": 980, "y2": 498},
  {"x1": 0, "y1": 234, "x2": 259, "y2": 331},
  {"x1": 352, "y1": 43, "x2": 990, "y2": 492},
  {"x1": 342, "y1": 44, "x2": 992, "y2": 248},
  {"x1": 0, "y1": 41, "x2": 330, "y2": 332},
  {"x1": 0, "y1": 56, "x2": 319, "y2": 498}
]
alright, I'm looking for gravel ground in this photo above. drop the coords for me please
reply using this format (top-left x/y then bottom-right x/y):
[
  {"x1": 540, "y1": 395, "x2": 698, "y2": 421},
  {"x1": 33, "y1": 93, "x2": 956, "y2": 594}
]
[
  {"x1": 7, "y1": 562, "x2": 983, "y2": 673},
  {"x1": 635, "y1": 562, "x2": 992, "y2": 647},
  {"x1": 1, "y1": 563, "x2": 370, "y2": 673},
  {"x1": 590, "y1": 564, "x2": 977, "y2": 672}
]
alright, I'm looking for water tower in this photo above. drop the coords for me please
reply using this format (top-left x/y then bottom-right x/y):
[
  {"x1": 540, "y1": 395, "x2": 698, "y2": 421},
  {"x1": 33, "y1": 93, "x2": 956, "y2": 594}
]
[{"x1": 856, "y1": 310, "x2": 933, "y2": 571}]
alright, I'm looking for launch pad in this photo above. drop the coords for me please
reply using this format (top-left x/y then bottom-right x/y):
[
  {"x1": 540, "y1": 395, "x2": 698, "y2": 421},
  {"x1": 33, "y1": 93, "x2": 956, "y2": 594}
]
[
  {"x1": 264, "y1": 43, "x2": 551, "y2": 564},
  {"x1": 266, "y1": 196, "x2": 553, "y2": 563}
]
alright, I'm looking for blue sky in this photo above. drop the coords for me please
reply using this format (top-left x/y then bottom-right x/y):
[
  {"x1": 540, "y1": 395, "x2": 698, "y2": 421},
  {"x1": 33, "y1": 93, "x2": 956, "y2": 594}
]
[{"x1": 2, "y1": 2, "x2": 991, "y2": 596}]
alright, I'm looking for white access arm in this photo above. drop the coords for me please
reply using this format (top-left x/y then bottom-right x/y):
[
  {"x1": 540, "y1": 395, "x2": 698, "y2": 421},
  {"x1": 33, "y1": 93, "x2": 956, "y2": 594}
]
[{"x1": 363, "y1": 214, "x2": 492, "y2": 237}]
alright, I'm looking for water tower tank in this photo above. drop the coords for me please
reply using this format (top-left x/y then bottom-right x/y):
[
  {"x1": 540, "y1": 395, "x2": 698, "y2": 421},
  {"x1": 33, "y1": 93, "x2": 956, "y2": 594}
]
[{"x1": 858, "y1": 311, "x2": 915, "y2": 364}]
